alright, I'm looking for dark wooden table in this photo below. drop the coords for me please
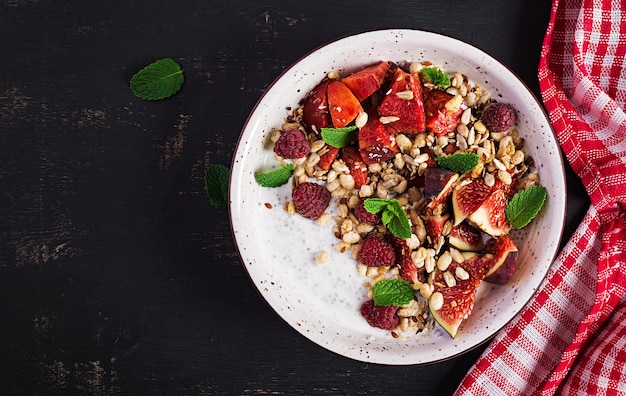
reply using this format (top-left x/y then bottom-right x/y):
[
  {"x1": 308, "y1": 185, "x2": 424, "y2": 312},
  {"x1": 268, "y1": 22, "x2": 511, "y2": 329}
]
[{"x1": 1, "y1": 1, "x2": 590, "y2": 394}]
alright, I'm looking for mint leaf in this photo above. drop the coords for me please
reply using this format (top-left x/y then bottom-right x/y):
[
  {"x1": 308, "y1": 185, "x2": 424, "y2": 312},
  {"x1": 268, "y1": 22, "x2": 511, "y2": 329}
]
[
  {"x1": 506, "y1": 185, "x2": 547, "y2": 228},
  {"x1": 381, "y1": 209, "x2": 395, "y2": 226},
  {"x1": 364, "y1": 198, "x2": 411, "y2": 239},
  {"x1": 363, "y1": 198, "x2": 390, "y2": 214},
  {"x1": 254, "y1": 163, "x2": 294, "y2": 188},
  {"x1": 435, "y1": 152, "x2": 479, "y2": 174},
  {"x1": 205, "y1": 164, "x2": 230, "y2": 209},
  {"x1": 321, "y1": 126, "x2": 358, "y2": 148},
  {"x1": 130, "y1": 58, "x2": 184, "y2": 100},
  {"x1": 421, "y1": 67, "x2": 450, "y2": 89},
  {"x1": 372, "y1": 279, "x2": 414, "y2": 306},
  {"x1": 384, "y1": 200, "x2": 412, "y2": 239}
]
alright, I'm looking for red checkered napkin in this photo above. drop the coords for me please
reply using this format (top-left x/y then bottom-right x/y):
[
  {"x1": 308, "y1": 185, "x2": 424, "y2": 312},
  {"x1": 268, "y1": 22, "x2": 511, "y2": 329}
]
[{"x1": 455, "y1": 0, "x2": 626, "y2": 394}]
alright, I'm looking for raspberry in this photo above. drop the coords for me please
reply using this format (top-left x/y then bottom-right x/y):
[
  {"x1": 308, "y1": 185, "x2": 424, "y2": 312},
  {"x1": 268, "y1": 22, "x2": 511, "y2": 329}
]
[
  {"x1": 358, "y1": 234, "x2": 396, "y2": 267},
  {"x1": 355, "y1": 198, "x2": 381, "y2": 225},
  {"x1": 482, "y1": 103, "x2": 516, "y2": 132},
  {"x1": 291, "y1": 182, "x2": 330, "y2": 220},
  {"x1": 273, "y1": 128, "x2": 310, "y2": 159},
  {"x1": 360, "y1": 300, "x2": 399, "y2": 330}
]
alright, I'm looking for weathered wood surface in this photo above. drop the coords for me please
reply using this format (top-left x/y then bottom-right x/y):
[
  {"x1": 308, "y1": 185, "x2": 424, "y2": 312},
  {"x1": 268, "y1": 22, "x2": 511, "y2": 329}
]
[{"x1": 1, "y1": 0, "x2": 589, "y2": 394}]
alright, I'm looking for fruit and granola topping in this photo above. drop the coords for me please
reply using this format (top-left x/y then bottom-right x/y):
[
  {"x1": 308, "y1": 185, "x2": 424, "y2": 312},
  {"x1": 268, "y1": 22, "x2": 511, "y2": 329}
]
[{"x1": 256, "y1": 60, "x2": 547, "y2": 339}]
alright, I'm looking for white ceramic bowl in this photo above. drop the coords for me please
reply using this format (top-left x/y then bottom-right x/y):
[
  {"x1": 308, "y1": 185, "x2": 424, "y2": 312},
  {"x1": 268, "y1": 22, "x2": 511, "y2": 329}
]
[{"x1": 229, "y1": 29, "x2": 566, "y2": 365}]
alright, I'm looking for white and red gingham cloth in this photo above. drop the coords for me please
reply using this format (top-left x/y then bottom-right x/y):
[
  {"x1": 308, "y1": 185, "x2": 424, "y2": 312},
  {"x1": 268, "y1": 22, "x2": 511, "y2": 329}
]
[{"x1": 455, "y1": 0, "x2": 626, "y2": 394}]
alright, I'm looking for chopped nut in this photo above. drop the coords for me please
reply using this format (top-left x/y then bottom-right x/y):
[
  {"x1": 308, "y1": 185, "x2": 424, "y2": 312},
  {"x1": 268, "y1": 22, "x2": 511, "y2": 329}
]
[
  {"x1": 396, "y1": 90, "x2": 414, "y2": 100},
  {"x1": 437, "y1": 251, "x2": 453, "y2": 271},
  {"x1": 379, "y1": 115, "x2": 400, "y2": 124},
  {"x1": 430, "y1": 292, "x2": 444, "y2": 311},
  {"x1": 455, "y1": 266, "x2": 470, "y2": 280}
]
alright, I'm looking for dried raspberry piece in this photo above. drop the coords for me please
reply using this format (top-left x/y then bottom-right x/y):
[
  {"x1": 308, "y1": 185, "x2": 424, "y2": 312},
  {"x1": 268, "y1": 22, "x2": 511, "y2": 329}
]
[
  {"x1": 482, "y1": 103, "x2": 516, "y2": 132},
  {"x1": 291, "y1": 182, "x2": 330, "y2": 220},
  {"x1": 358, "y1": 234, "x2": 396, "y2": 267},
  {"x1": 355, "y1": 198, "x2": 381, "y2": 226},
  {"x1": 360, "y1": 300, "x2": 399, "y2": 330},
  {"x1": 273, "y1": 128, "x2": 310, "y2": 159}
]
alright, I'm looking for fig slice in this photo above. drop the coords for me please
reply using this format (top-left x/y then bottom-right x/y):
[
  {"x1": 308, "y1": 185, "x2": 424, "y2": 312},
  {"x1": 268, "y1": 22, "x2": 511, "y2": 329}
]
[
  {"x1": 429, "y1": 252, "x2": 491, "y2": 338},
  {"x1": 424, "y1": 89, "x2": 464, "y2": 136},
  {"x1": 484, "y1": 235, "x2": 519, "y2": 285},
  {"x1": 448, "y1": 221, "x2": 483, "y2": 252},
  {"x1": 468, "y1": 188, "x2": 512, "y2": 237},
  {"x1": 341, "y1": 61, "x2": 389, "y2": 102},
  {"x1": 388, "y1": 234, "x2": 424, "y2": 285},
  {"x1": 302, "y1": 79, "x2": 332, "y2": 134},
  {"x1": 451, "y1": 177, "x2": 494, "y2": 226},
  {"x1": 425, "y1": 213, "x2": 450, "y2": 252},
  {"x1": 424, "y1": 167, "x2": 459, "y2": 211},
  {"x1": 327, "y1": 80, "x2": 363, "y2": 128},
  {"x1": 358, "y1": 117, "x2": 399, "y2": 165},
  {"x1": 378, "y1": 68, "x2": 426, "y2": 134}
]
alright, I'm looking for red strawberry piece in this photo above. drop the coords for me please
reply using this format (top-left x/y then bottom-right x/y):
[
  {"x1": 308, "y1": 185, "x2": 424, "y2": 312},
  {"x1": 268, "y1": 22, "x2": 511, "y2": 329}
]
[
  {"x1": 342, "y1": 61, "x2": 390, "y2": 102},
  {"x1": 358, "y1": 117, "x2": 399, "y2": 165},
  {"x1": 358, "y1": 234, "x2": 396, "y2": 267},
  {"x1": 424, "y1": 89, "x2": 463, "y2": 136},
  {"x1": 378, "y1": 68, "x2": 426, "y2": 134},
  {"x1": 341, "y1": 145, "x2": 369, "y2": 189},
  {"x1": 317, "y1": 146, "x2": 339, "y2": 171},
  {"x1": 361, "y1": 300, "x2": 399, "y2": 330},
  {"x1": 302, "y1": 79, "x2": 332, "y2": 134},
  {"x1": 273, "y1": 128, "x2": 310, "y2": 159},
  {"x1": 355, "y1": 198, "x2": 381, "y2": 225},
  {"x1": 388, "y1": 235, "x2": 423, "y2": 284},
  {"x1": 327, "y1": 80, "x2": 363, "y2": 128},
  {"x1": 291, "y1": 182, "x2": 330, "y2": 220}
]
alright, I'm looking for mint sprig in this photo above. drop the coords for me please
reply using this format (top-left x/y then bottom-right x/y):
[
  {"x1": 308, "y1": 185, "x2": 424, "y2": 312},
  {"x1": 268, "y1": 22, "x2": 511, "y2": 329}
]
[
  {"x1": 363, "y1": 198, "x2": 411, "y2": 239},
  {"x1": 205, "y1": 164, "x2": 230, "y2": 209},
  {"x1": 321, "y1": 126, "x2": 358, "y2": 148},
  {"x1": 254, "y1": 163, "x2": 294, "y2": 188},
  {"x1": 506, "y1": 185, "x2": 547, "y2": 228},
  {"x1": 372, "y1": 279, "x2": 414, "y2": 306},
  {"x1": 421, "y1": 67, "x2": 450, "y2": 89},
  {"x1": 435, "y1": 152, "x2": 479, "y2": 174},
  {"x1": 130, "y1": 58, "x2": 184, "y2": 100}
]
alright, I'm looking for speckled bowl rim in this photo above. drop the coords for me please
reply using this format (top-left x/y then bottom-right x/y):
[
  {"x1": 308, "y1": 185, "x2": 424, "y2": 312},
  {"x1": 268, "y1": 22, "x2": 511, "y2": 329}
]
[{"x1": 229, "y1": 29, "x2": 567, "y2": 365}]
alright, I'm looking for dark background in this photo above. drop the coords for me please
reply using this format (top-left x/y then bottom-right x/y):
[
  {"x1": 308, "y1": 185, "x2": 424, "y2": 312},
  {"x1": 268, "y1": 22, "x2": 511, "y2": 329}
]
[{"x1": 1, "y1": 1, "x2": 589, "y2": 394}]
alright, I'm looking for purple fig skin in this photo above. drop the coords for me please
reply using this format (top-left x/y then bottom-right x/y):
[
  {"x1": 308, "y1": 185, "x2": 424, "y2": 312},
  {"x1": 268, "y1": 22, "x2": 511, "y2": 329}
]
[
  {"x1": 485, "y1": 251, "x2": 518, "y2": 285},
  {"x1": 424, "y1": 168, "x2": 459, "y2": 198},
  {"x1": 424, "y1": 167, "x2": 458, "y2": 209}
]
